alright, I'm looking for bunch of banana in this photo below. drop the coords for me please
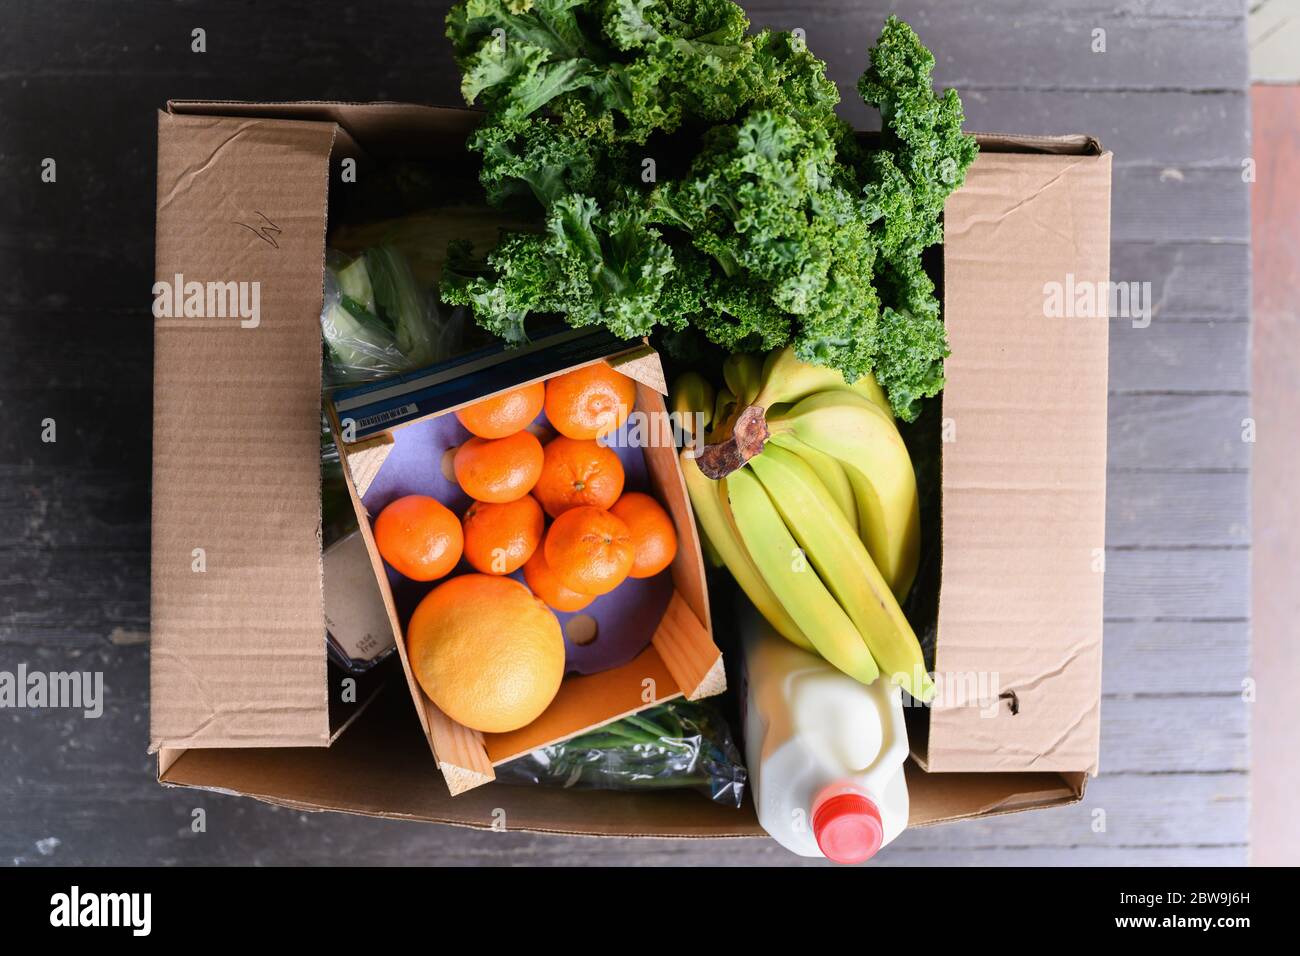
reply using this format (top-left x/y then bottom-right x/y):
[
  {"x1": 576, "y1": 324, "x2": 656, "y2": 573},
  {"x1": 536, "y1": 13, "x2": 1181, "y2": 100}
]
[{"x1": 672, "y1": 347, "x2": 933, "y2": 701}]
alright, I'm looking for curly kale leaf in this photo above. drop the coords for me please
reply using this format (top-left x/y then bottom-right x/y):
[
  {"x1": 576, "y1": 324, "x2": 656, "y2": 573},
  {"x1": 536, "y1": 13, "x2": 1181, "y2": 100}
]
[
  {"x1": 859, "y1": 15, "x2": 977, "y2": 243},
  {"x1": 443, "y1": 4, "x2": 977, "y2": 422},
  {"x1": 743, "y1": 30, "x2": 841, "y2": 127},
  {"x1": 471, "y1": 119, "x2": 603, "y2": 208},
  {"x1": 854, "y1": 15, "x2": 978, "y2": 419},
  {"x1": 441, "y1": 195, "x2": 677, "y2": 343},
  {"x1": 651, "y1": 109, "x2": 878, "y2": 378},
  {"x1": 873, "y1": 304, "x2": 947, "y2": 424},
  {"x1": 448, "y1": 0, "x2": 760, "y2": 144}
]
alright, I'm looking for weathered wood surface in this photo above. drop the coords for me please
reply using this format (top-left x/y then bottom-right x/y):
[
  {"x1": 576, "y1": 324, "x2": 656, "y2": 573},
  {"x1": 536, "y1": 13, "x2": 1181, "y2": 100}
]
[{"x1": 0, "y1": 0, "x2": 1251, "y2": 865}]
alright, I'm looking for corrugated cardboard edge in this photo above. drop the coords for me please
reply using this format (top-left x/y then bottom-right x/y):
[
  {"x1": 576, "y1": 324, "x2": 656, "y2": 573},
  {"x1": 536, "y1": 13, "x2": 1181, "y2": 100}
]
[
  {"x1": 150, "y1": 110, "x2": 337, "y2": 752},
  {"x1": 156, "y1": 751, "x2": 1085, "y2": 836},
  {"x1": 922, "y1": 147, "x2": 1112, "y2": 776}
]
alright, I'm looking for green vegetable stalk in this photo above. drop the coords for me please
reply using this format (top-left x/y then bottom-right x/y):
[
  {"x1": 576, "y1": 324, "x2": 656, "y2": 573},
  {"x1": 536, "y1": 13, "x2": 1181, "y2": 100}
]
[{"x1": 441, "y1": 2, "x2": 977, "y2": 422}]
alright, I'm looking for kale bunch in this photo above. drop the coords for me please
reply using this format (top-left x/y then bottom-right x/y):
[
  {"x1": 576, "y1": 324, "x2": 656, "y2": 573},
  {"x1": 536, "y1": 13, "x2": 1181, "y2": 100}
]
[{"x1": 441, "y1": 1, "x2": 976, "y2": 421}]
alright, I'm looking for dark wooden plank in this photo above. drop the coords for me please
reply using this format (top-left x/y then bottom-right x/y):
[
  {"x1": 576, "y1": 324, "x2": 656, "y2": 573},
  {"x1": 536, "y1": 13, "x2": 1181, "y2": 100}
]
[
  {"x1": 899, "y1": 771, "x2": 1247, "y2": 849},
  {"x1": 1104, "y1": 547, "x2": 1250, "y2": 620},
  {"x1": 959, "y1": 89, "x2": 1249, "y2": 167},
  {"x1": 1098, "y1": 696, "x2": 1248, "y2": 772},
  {"x1": 1106, "y1": 470, "x2": 1249, "y2": 548},
  {"x1": 1111, "y1": 168, "x2": 1252, "y2": 244},
  {"x1": 877, "y1": 844, "x2": 1244, "y2": 865},
  {"x1": 1109, "y1": 318, "x2": 1249, "y2": 394},
  {"x1": 0, "y1": 467, "x2": 149, "y2": 554},
  {"x1": 1108, "y1": 393, "x2": 1252, "y2": 471},
  {"x1": 742, "y1": 0, "x2": 1246, "y2": 110},
  {"x1": 0, "y1": 548, "x2": 149, "y2": 646},
  {"x1": 1112, "y1": 241, "x2": 1251, "y2": 320},
  {"x1": 0, "y1": 386, "x2": 150, "y2": 470},
  {"x1": 0, "y1": 312, "x2": 152, "y2": 387},
  {"x1": 1103, "y1": 620, "x2": 1250, "y2": 697}
]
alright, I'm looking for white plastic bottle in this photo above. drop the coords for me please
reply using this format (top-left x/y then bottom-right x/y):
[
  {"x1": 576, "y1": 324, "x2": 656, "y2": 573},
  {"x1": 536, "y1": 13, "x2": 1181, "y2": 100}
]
[{"x1": 741, "y1": 602, "x2": 911, "y2": 863}]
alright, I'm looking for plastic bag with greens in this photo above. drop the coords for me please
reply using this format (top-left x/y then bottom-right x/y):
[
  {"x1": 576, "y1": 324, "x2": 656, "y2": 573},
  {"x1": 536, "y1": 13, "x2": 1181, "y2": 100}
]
[
  {"x1": 320, "y1": 245, "x2": 463, "y2": 385},
  {"x1": 495, "y1": 700, "x2": 746, "y2": 807}
]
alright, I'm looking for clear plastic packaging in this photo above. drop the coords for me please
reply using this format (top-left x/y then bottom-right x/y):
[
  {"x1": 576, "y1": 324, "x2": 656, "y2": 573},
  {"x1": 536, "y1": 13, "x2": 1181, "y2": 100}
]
[
  {"x1": 495, "y1": 700, "x2": 747, "y2": 807},
  {"x1": 320, "y1": 245, "x2": 465, "y2": 385}
]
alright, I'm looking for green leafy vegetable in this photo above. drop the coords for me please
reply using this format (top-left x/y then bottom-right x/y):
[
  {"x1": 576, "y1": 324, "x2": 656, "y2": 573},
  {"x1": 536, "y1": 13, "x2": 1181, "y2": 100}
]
[
  {"x1": 494, "y1": 699, "x2": 747, "y2": 806},
  {"x1": 322, "y1": 245, "x2": 462, "y2": 382},
  {"x1": 442, "y1": 3, "x2": 977, "y2": 420}
]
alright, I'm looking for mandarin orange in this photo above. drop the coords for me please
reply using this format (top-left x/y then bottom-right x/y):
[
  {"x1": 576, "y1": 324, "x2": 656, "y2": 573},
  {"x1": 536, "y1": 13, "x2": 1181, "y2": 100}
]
[
  {"x1": 543, "y1": 363, "x2": 637, "y2": 440},
  {"x1": 533, "y1": 436, "x2": 625, "y2": 518},
  {"x1": 453, "y1": 430, "x2": 544, "y2": 503},
  {"x1": 543, "y1": 505, "x2": 634, "y2": 596},
  {"x1": 609, "y1": 492, "x2": 678, "y2": 578},
  {"x1": 454, "y1": 382, "x2": 545, "y2": 439},
  {"x1": 522, "y1": 548, "x2": 596, "y2": 613},
  {"x1": 461, "y1": 494, "x2": 544, "y2": 575},
  {"x1": 372, "y1": 495, "x2": 463, "y2": 582}
]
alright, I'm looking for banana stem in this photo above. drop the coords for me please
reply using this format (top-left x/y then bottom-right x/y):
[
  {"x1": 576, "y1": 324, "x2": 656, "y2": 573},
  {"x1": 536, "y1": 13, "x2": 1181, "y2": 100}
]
[{"x1": 695, "y1": 404, "x2": 770, "y2": 479}]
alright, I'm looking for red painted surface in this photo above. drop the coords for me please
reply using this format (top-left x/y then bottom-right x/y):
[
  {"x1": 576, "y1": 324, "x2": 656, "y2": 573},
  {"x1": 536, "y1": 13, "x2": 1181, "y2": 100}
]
[{"x1": 1251, "y1": 84, "x2": 1300, "y2": 867}]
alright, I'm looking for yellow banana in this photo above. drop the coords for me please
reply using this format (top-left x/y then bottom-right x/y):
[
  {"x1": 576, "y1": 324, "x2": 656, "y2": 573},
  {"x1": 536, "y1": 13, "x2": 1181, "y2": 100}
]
[
  {"x1": 669, "y1": 371, "x2": 714, "y2": 444},
  {"x1": 726, "y1": 467, "x2": 880, "y2": 684},
  {"x1": 749, "y1": 444, "x2": 933, "y2": 701},
  {"x1": 753, "y1": 346, "x2": 894, "y2": 420},
  {"x1": 711, "y1": 385, "x2": 737, "y2": 437},
  {"x1": 768, "y1": 390, "x2": 920, "y2": 600},
  {"x1": 767, "y1": 431, "x2": 858, "y2": 533},
  {"x1": 680, "y1": 451, "x2": 813, "y2": 650},
  {"x1": 722, "y1": 352, "x2": 763, "y2": 406}
]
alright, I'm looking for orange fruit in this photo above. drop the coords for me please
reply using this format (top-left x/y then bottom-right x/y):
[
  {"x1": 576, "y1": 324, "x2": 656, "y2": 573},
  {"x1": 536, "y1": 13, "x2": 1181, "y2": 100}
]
[
  {"x1": 610, "y1": 492, "x2": 678, "y2": 578},
  {"x1": 406, "y1": 574, "x2": 565, "y2": 733},
  {"x1": 372, "y1": 495, "x2": 463, "y2": 581},
  {"x1": 454, "y1": 382, "x2": 545, "y2": 439},
  {"x1": 533, "y1": 436, "x2": 626, "y2": 518},
  {"x1": 523, "y1": 548, "x2": 595, "y2": 613},
  {"x1": 453, "y1": 430, "x2": 544, "y2": 503},
  {"x1": 543, "y1": 506, "x2": 634, "y2": 596},
  {"x1": 543, "y1": 363, "x2": 637, "y2": 440},
  {"x1": 462, "y1": 494, "x2": 544, "y2": 575}
]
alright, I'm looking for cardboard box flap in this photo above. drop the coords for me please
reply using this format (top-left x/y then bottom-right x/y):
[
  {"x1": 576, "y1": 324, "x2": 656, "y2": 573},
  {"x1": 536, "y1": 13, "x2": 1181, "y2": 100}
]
[
  {"x1": 168, "y1": 100, "x2": 482, "y2": 164},
  {"x1": 927, "y1": 149, "x2": 1111, "y2": 774},
  {"x1": 150, "y1": 111, "x2": 336, "y2": 751},
  {"x1": 159, "y1": 682, "x2": 1085, "y2": 834},
  {"x1": 972, "y1": 131, "x2": 1103, "y2": 156}
]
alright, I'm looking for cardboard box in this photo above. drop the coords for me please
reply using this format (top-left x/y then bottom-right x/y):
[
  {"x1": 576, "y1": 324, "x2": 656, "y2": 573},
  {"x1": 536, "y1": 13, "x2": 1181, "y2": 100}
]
[
  {"x1": 150, "y1": 101, "x2": 1109, "y2": 835},
  {"x1": 324, "y1": 338, "x2": 723, "y2": 794}
]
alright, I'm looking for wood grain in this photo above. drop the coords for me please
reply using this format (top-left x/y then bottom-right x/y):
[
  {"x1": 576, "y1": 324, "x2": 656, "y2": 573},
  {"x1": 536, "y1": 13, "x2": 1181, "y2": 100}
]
[
  {"x1": 1106, "y1": 471, "x2": 1249, "y2": 548},
  {"x1": 1108, "y1": 393, "x2": 1252, "y2": 471},
  {"x1": 1104, "y1": 547, "x2": 1250, "y2": 620}
]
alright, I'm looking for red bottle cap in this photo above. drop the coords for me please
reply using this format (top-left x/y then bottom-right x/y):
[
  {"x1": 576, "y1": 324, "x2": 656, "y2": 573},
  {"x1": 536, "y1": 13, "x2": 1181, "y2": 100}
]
[{"x1": 811, "y1": 785, "x2": 884, "y2": 864}]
